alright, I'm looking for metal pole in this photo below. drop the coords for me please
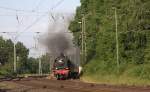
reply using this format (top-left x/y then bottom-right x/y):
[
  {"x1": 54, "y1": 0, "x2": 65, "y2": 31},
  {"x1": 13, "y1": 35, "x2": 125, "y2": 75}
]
[
  {"x1": 50, "y1": 55, "x2": 55, "y2": 74},
  {"x1": 84, "y1": 16, "x2": 87, "y2": 63},
  {"x1": 13, "y1": 42, "x2": 16, "y2": 73},
  {"x1": 81, "y1": 17, "x2": 84, "y2": 65},
  {"x1": 35, "y1": 32, "x2": 42, "y2": 75},
  {"x1": 81, "y1": 13, "x2": 91, "y2": 65},
  {"x1": 49, "y1": 55, "x2": 51, "y2": 73},
  {"x1": 39, "y1": 57, "x2": 42, "y2": 75},
  {"x1": 115, "y1": 8, "x2": 119, "y2": 70}
]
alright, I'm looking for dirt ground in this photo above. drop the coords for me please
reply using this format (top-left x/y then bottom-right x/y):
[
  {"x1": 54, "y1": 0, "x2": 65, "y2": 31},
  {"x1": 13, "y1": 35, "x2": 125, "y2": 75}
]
[{"x1": 0, "y1": 78, "x2": 150, "y2": 92}]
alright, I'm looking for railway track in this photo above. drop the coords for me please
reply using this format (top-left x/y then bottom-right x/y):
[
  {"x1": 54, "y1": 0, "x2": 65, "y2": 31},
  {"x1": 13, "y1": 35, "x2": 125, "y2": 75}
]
[
  {"x1": 13, "y1": 79, "x2": 108, "y2": 92},
  {"x1": 1, "y1": 78, "x2": 150, "y2": 92},
  {"x1": 0, "y1": 74, "x2": 48, "y2": 82}
]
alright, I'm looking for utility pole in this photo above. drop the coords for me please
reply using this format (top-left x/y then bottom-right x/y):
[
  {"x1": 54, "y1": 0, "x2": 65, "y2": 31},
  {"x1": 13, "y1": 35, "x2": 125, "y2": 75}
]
[
  {"x1": 80, "y1": 14, "x2": 90, "y2": 65},
  {"x1": 35, "y1": 32, "x2": 42, "y2": 75},
  {"x1": 39, "y1": 57, "x2": 42, "y2": 75},
  {"x1": 83, "y1": 16, "x2": 87, "y2": 64},
  {"x1": 49, "y1": 55, "x2": 53, "y2": 74},
  {"x1": 81, "y1": 16, "x2": 87, "y2": 65},
  {"x1": 115, "y1": 8, "x2": 119, "y2": 70},
  {"x1": 13, "y1": 42, "x2": 17, "y2": 73},
  {"x1": 81, "y1": 17, "x2": 84, "y2": 65}
]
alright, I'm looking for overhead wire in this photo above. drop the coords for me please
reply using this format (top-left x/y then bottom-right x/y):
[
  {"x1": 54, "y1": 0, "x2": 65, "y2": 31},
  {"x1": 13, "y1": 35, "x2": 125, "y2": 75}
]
[
  {"x1": 0, "y1": 12, "x2": 73, "y2": 16},
  {"x1": 0, "y1": 6, "x2": 49, "y2": 13},
  {"x1": 0, "y1": 6, "x2": 36, "y2": 13},
  {"x1": 15, "y1": 0, "x2": 66, "y2": 38},
  {"x1": 0, "y1": 0, "x2": 65, "y2": 15},
  {"x1": 13, "y1": 0, "x2": 47, "y2": 39},
  {"x1": 0, "y1": 0, "x2": 66, "y2": 39},
  {"x1": 49, "y1": 0, "x2": 65, "y2": 21},
  {"x1": 15, "y1": 14, "x2": 46, "y2": 39},
  {"x1": 0, "y1": 0, "x2": 66, "y2": 58},
  {"x1": 33, "y1": 0, "x2": 43, "y2": 11},
  {"x1": 51, "y1": 0, "x2": 65, "y2": 10},
  {"x1": 0, "y1": 0, "x2": 64, "y2": 14}
]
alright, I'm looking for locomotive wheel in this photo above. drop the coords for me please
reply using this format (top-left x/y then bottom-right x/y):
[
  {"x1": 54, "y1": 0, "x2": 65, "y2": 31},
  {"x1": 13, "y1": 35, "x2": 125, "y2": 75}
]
[
  {"x1": 56, "y1": 74, "x2": 64, "y2": 80},
  {"x1": 69, "y1": 72, "x2": 79, "y2": 79},
  {"x1": 56, "y1": 74, "x2": 60, "y2": 80}
]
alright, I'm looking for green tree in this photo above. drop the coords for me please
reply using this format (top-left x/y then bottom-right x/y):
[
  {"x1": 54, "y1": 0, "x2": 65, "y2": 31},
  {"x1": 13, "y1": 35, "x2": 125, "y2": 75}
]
[
  {"x1": 16, "y1": 42, "x2": 29, "y2": 74},
  {"x1": 0, "y1": 36, "x2": 29, "y2": 76},
  {"x1": 69, "y1": 0, "x2": 150, "y2": 82},
  {"x1": 40, "y1": 53, "x2": 50, "y2": 74},
  {"x1": 26, "y1": 57, "x2": 38, "y2": 74}
]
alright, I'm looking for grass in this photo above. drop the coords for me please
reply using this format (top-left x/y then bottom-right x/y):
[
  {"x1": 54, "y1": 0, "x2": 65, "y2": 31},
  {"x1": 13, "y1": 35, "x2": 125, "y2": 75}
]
[
  {"x1": 81, "y1": 75, "x2": 150, "y2": 86},
  {"x1": 81, "y1": 59, "x2": 150, "y2": 86}
]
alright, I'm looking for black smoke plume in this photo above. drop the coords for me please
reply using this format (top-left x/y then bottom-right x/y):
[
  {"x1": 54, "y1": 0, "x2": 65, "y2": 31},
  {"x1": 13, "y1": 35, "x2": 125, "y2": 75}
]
[
  {"x1": 45, "y1": 32, "x2": 73, "y2": 56},
  {"x1": 42, "y1": 14, "x2": 74, "y2": 57}
]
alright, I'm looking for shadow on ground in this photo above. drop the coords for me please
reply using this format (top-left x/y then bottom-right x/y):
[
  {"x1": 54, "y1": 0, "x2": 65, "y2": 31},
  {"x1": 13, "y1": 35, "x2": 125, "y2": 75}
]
[{"x1": 0, "y1": 89, "x2": 9, "y2": 92}]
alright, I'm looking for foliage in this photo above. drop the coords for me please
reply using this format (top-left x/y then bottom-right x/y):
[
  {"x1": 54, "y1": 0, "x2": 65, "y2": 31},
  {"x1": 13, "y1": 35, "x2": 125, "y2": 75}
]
[
  {"x1": 25, "y1": 57, "x2": 39, "y2": 74},
  {"x1": 69, "y1": 0, "x2": 150, "y2": 85},
  {"x1": 40, "y1": 53, "x2": 51, "y2": 74},
  {"x1": 0, "y1": 37, "x2": 29, "y2": 76}
]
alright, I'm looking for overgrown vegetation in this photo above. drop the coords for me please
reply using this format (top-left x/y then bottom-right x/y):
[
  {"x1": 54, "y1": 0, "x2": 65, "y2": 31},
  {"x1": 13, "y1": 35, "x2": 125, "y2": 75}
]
[{"x1": 69, "y1": 0, "x2": 150, "y2": 85}]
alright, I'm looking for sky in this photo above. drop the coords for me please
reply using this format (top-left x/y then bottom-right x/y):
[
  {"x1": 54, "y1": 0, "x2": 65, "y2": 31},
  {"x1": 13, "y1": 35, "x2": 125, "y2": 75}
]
[{"x1": 0, "y1": 0, "x2": 80, "y2": 57}]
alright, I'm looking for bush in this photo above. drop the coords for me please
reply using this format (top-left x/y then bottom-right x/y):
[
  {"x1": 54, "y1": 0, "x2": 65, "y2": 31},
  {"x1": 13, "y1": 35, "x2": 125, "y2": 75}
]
[{"x1": 126, "y1": 64, "x2": 150, "y2": 80}]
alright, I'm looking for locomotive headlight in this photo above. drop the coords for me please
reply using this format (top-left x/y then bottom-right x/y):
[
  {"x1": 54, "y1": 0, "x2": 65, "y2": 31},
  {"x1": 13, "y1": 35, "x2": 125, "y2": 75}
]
[
  {"x1": 65, "y1": 67, "x2": 69, "y2": 70},
  {"x1": 58, "y1": 60, "x2": 63, "y2": 63}
]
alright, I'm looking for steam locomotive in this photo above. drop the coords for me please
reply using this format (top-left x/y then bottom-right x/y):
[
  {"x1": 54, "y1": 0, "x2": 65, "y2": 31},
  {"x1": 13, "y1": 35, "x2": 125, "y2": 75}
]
[{"x1": 52, "y1": 53, "x2": 80, "y2": 80}]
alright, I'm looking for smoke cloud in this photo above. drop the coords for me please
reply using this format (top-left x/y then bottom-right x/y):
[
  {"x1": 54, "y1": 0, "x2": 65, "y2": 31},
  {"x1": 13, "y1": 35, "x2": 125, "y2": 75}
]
[{"x1": 41, "y1": 14, "x2": 75, "y2": 57}]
